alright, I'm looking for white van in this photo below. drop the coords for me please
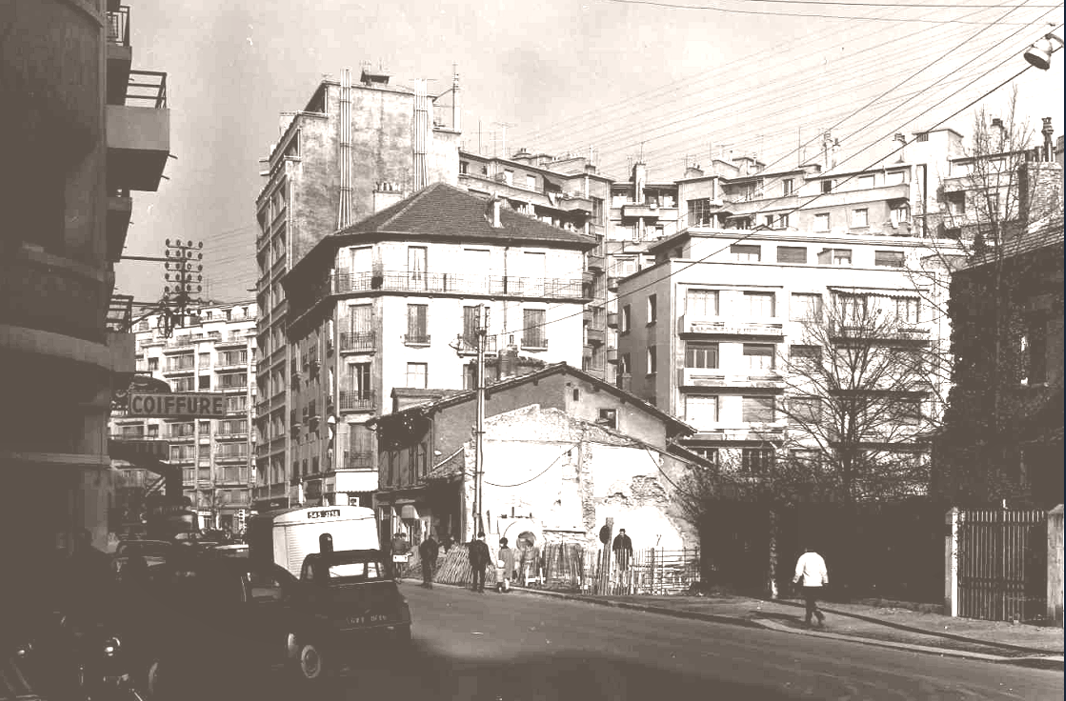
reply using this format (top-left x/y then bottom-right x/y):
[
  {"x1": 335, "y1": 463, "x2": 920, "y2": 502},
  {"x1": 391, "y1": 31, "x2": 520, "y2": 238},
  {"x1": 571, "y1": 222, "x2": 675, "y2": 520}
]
[{"x1": 247, "y1": 505, "x2": 380, "y2": 577}]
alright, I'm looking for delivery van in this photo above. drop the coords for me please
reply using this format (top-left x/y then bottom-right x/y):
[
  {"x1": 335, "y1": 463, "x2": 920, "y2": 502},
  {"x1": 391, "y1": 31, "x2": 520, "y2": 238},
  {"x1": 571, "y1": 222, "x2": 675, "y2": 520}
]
[{"x1": 247, "y1": 505, "x2": 380, "y2": 577}]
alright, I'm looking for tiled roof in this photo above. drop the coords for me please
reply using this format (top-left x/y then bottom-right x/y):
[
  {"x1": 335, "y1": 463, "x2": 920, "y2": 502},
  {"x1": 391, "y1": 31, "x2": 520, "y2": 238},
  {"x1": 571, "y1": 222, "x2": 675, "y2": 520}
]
[
  {"x1": 969, "y1": 214, "x2": 1064, "y2": 269},
  {"x1": 333, "y1": 182, "x2": 597, "y2": 248}
]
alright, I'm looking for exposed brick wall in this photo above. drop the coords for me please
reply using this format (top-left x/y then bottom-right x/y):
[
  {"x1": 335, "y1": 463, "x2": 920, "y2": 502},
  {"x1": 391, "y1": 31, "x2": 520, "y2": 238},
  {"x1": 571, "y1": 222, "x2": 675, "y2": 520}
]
[{"x1": 1020, "y1": 162, "x2": 1064, "y2": 225}]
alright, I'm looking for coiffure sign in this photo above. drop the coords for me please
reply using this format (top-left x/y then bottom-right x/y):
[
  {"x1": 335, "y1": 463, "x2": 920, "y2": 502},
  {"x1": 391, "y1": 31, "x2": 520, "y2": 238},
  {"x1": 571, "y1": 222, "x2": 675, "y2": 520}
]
[{"x1": 128, "y1": 393, "x2": 227, "y2": 418}]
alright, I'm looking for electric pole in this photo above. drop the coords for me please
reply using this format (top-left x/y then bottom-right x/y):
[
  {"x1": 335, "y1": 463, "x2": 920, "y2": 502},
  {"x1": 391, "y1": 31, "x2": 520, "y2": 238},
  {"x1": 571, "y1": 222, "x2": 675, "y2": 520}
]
[{"x1": 474, "y1": 304, "x2": 487, "y2": 538}]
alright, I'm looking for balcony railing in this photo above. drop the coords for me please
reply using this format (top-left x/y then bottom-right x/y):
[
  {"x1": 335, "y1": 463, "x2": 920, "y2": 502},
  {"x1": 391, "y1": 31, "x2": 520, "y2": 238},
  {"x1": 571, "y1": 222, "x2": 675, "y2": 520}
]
[
  {"x1": 107, "y1": 6, "x2": 130, "y2": 47},
  {"x1": 678, "y1": 316, "x2": 784, "y2": 338},
  {"x1": 126, "y1": 70, "x2": 168, "y2": 109},
  {"x1": 339, "y1": 390, "x2": 376, "y2": 412},
  {"x1": 457, "y1": 336, "x2": 498, "y2": 356},
  {"x1": 339, "y1": 332, "x2": 376, "y2": 352},
  {"x1": 828, "y1": 322, "x2": 930, "y2": 343},
  {"x1": 520, "y1": 337, "x2": 548, "y2": 350},
  {"x1": 403, "y1": 333, "x2": 431, "y2": 346},
  {"x1": 332, "y1": 270, "x2": 588, "y2": 301}
]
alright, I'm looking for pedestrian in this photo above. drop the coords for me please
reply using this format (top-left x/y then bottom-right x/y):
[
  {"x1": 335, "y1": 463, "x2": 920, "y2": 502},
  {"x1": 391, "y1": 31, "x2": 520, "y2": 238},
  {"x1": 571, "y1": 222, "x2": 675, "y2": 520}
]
[
  {"x1": 468, "y1": 532, "x2": 490, "y2": 593},
  {"x1": 418, "y1": 532, "x2": 440, "y2": 589},
  {"x1": 792, "y1": 545, "x2": 829, "y2": 628},
  {"x1": 496, "y1": 537, "x2": 516, "y2": 593},
  {"x1": 612, "y1": 528, "x2": 633, "y2": 571},
  {"x1": 391, "y1": 530, "x2": 410, "y2": 582}
]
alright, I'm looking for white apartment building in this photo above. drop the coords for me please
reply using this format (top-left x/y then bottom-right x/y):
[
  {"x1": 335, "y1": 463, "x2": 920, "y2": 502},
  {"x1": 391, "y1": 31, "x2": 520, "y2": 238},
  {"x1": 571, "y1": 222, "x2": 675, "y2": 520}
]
[{"x1": 111, "y1": 302, "x2": 258, "y2": 531}]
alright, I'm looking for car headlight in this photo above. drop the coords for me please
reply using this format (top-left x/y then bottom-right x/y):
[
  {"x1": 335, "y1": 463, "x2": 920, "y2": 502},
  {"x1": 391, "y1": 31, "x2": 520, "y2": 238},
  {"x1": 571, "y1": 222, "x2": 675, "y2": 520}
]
[
  {"x1": 15, "y1": 641, "x2": 34, "y2": 658},
  {"x1": 103, "y1": 637, "x2": 121, "y2": 657}
]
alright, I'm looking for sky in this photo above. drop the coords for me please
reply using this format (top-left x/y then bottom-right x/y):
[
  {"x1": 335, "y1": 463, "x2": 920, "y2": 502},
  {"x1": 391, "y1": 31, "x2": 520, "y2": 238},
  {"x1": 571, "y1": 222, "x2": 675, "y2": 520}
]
[{"x1": 115, "y1": 0, "x2": 1065, "y2": 305}]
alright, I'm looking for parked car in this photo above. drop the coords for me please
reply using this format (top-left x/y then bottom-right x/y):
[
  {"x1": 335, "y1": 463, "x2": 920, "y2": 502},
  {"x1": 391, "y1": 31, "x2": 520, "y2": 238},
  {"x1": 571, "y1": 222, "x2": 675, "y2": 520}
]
[
  {"x1": 204, "y1": 543, "x2": 250, "y2": 559},
  {"x1": 112, "y1": 539, "x2": 172, "y2": 576}
]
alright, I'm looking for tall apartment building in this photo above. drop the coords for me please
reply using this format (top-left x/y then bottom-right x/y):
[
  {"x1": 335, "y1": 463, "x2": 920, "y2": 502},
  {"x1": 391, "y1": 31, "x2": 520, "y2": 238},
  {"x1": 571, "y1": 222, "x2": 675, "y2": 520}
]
[
  {"x1": 616, "y1": 229, "x2": 952, "y2": 477},
  {"x1": 254, "y1": 66, "x2": 461, "y2": 511},
  {"x1": 271, "y1": 183, "x2": 595, "y2": 511},
  {"x1": 0, "y1": 0, "x2": 170, "y2": 557},
  {"x1": 458, "y1": 148, "x2": 612, "y2": 378},
  {"x1": 111, "y1": 303, "x2": 257, "y2": 531}
]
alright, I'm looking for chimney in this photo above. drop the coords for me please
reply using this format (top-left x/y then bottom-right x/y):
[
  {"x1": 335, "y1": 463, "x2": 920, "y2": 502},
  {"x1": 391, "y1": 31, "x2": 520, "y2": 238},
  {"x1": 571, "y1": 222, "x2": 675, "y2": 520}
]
[
  {"x1": 487, "y1": 197, "x2": 503, "y2": 228},
  {"x1": 633, "y1": 162, "x2": 647, "y2": 205},
  {"x1": 684, "y1": 164, "x2": 704, "y2": 178},
  {"x1": 1041, "y1": 117, "x2": 1054, "y2": 162},
  {"x1": 990, "y1": 117, "x2": 1006, "y2": 148}
]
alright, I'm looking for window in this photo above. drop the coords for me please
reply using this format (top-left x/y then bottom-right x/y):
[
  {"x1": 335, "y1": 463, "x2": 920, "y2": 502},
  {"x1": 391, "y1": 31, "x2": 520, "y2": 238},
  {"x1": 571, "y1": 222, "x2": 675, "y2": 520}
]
[
  {"x1": 741, "y1": 447, "x2": 775, "y2": 474},
  {"x1": 818, "y1": 248, "x2": 852, "y2": 265},
  {"x1": 198, "y1": 375, "x2": 211, "y2": 390},
  {"x1": 619, "y1": 353, "x2": 631, "y2": 376},
  {"x1": 686, "y1": 289, "x2": 718, "y2": 318},
  {"x1": 147, "y1": 424, "x2": 159, "y2": 438},
  {"x1": 789, "y1": 345, "x2": 822, "y2": 361},
  {"x1": 820, "y1": 180, "x2": 833, "y2": 194},
  {"x1": 788, "y1": 396, "x2": 822, "y2": 423},
  {"x1": 890, "y1": 398, "x2": 923, "y2": 426},
  {"x1": 688, "y1": 198, "x2": 712, "y2": 227},
  {"x1": 777, "y1": 246, "x2": 806, "y2": 264},
  {"x1": 851, "y1": 208, "x2": 869, "y2": 228},
  {"x1": 459, "y1": 160, "x2": 468, "y2": 174},
  {"x1": 646, "y1": 346, "x2": 657, "y2": 375},
  {"x1": 148, "y1": 357, "x2": 159, "y2": 371},
  {"x1": 691, "y1": 447, "x2": 719, "y2": 469},
  {"x1": 597, "y1": 409, "x2": 617, "y2": 429},
  {"x1": 592, "y1": 197, "x2": 604, "y2": 225},
  {"x1": 685, "y1": 342, "x2": 719, "y2": 369},
  {"x1": 731, "y1": 244, "x2": 761, "y2": 262},
  {"x1": 743, "y1": 344, "x2": 775, "y2": 372},
  {"x1": 620, "y1": 305, "x2": 632, "y2": 333},
  {"x1": 742, "y1": 396, "x2": 775, "y2": 423},
  {"x1": 782, "y1": 179, "x2": 794, "y2": 195},
  {"x1": 790, "y1": 449, "x2": 821, "y2": 469},
  {"x1": 857, "y1": 175, "x2": 875, "y2": 189},
  {"x1": 525, "y1": 174, "x2": 537, "y2": 190},
  {"x1": 684, "y1": 395, "x2": 719, "y2": 428},
  {"x1": 915, "y1": 132, "x2": 929, "y2": 142},
  {"x1": 522, "y1": 309, "x2": 546, "y2": 348},
  {"x1": 405, "y1": 363, "x2": 427, "y2": 389},
  {"x1": 406, "y1": 304, "x2": 429, "y2": 345},
  {"x1": 173, "y1": 377, "x2": 194, "y2": 392},
  {"x1": 346, "y1": 362, "x2": 372, "y2": 400},
  {"x1": 462, "y1": 306, "x2": 480, "y2": 352},
  {"x1": 646, "y1": 295, "x2": 658, "y2": 324},
  {"x1": 886, "y1": 170, "x2": 906, "y2": 186},
  {"x1": 407, "y1": 246, "x2": 427, "y2": 289},
  {"x1": 894, "y1": 297, "x2": 920, "y2": 324},
  {"x1": 874, "y1": 250, "x2": 905, "y2": 268},
  {"x1": 503, "y1": 170, "x2": 514, "y2": 185},
  {"x1": 814, "y1": 213, "x2": 830, "y2": 232},
  {"x1": 744, "y1": 291, "x2": 775, "y2": 318},
  {"x1": 834, "y1": 294, "x2": 867, "y2": 324},
  {"x1": 790, "y1": 293, "x2": 822, "y2": 321},
  {"x1": 890, "y1": 203, "x2": 910, "y2": 225}
]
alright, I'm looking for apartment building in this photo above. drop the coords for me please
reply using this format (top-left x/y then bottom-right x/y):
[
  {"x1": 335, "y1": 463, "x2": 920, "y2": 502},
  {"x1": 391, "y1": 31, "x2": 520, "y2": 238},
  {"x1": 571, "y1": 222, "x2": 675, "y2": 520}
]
[
  {"x1": 272, "y1": 183, "x2": 596, "y2": 510},
  {"x1": 616, "y1": 227, "x2": 953, "y2": 481},
  {"x1": 254, "y1": 66, "x2": 461, "y2": 511},
  {"x1": 0, "y1": 0, "x2": 170, "y2": 556},
  {"x1": 111, "y1": 303, "x2": 258, "y2": 531},
  {"x1": 458, "y1": 148, "x2": 612, "y2": 379}
]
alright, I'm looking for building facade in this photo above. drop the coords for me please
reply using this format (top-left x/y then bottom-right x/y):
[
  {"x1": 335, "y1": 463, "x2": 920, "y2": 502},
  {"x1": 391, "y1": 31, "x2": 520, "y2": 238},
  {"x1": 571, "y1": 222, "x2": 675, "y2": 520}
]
[
  {"x1": 369, "y1": 363, "x2": 694, "y2": 545},
  {"x1": 615, "y1": 227, "x2": 953, "y2": 485},
  {"x1": 271, "y1": 183, "x2": 596, "y2": 512},
  {"x1": 110, "y1": 302, "x2": 258, "y2": 531},
  {"x1": 254, "y1": 66, "x2": 461, "y2": 511},
  {"x1": 459, "y1": 149, "x2": 613, "y2": 380},
  {"x1": 0, "y1": 0, "x2": 170, "y2": 556}
]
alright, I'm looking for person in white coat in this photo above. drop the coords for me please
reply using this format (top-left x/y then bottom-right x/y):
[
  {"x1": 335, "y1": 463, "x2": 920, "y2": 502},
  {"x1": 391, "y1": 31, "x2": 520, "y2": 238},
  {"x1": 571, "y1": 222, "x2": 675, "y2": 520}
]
[{"x1": 792, "y1": 546, "x2": 828, "y2": 627}]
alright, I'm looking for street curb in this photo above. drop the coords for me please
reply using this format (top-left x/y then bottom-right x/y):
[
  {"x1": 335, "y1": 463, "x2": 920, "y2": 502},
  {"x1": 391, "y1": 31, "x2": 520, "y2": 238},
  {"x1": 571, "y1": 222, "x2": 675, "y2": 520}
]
[
  {"x1": 766, "y1": 598, "x2": 1065, "y2": 657},
  {"x1": 492, "y1": 585, "x2": 1065, "y2": 669}
]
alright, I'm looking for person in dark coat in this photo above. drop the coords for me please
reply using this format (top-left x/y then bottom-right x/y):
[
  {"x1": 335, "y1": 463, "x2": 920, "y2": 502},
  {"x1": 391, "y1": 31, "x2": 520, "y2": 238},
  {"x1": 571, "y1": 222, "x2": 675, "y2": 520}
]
[
  {"x1": 418, "y1": 533, "x2": 440, "y2": 589},
  {"x1": 496, "y1": 537, "x2": 516, "y2": 593},
  {"x1": 612, "y1": 528, "x2": 633, "y2": 571},
  {"x1": 390, "y1": 531, "x2": 410, "y2": 581},
  {"x1": 468, "y1": 532, "x2": 491, "y2": 593}
]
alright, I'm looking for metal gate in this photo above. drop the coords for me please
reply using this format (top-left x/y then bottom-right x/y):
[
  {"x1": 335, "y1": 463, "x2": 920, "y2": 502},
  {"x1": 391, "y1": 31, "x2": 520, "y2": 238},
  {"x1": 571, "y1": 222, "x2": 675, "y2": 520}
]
[{"x1": 957, "y1": 508, "x2": 1048, "y2": 621}]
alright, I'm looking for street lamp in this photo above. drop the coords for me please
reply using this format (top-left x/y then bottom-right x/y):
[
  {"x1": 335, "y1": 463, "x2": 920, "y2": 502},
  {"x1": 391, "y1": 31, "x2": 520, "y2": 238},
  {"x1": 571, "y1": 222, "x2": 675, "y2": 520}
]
[{"x1": 1023, "y1": 31, "x2": 1064, "y2": 71}]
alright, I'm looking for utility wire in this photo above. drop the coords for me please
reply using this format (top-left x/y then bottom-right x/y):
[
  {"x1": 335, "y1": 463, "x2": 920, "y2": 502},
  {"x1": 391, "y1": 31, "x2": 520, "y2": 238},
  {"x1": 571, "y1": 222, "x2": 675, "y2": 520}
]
[{"x1": 601, "y1": 0, "x2": 1046, "y2": 23}]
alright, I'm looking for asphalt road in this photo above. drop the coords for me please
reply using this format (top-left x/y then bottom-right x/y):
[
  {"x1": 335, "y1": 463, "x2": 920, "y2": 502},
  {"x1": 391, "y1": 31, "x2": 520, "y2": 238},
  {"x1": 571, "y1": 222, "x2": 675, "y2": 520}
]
[{"x1": 322, "y1": 583, "x2": 1064, "y2": 701}]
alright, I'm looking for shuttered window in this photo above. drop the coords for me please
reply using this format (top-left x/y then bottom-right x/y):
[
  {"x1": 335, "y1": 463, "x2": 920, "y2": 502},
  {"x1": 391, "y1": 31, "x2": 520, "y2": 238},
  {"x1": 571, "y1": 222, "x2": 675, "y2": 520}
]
[{"x1": 742, "y1": 396, "x2": 775, "y2": 423}]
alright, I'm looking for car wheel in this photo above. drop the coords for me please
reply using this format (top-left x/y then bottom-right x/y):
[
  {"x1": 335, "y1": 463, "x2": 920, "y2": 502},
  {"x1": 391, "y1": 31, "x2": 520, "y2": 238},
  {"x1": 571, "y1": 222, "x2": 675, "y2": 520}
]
[{"x1": 295, "y1": 640, "x2": 327, "y2": 682}]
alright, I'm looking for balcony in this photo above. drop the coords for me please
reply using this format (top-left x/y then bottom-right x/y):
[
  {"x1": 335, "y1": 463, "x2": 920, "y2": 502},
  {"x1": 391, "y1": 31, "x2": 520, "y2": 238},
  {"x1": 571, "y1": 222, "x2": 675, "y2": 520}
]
[
  {"x1": 586, "y1": 328, "x2": 606, "y2": 346},
  {"x1": 606, "y1": 312, "x2": 619, "y2": 328},
  {"x1": 339, "y1": 332, "x2": 376, "y2": 353},
  {"x1": 340, "y1": 450, "x2": 375, "y2": 470},
  {"x1": 621, "y1": 203, "x2": 662, "y2": 219},
  {"x1": 678, "y1": 367, "x2": 785, "y2": 390},
  {"x1": 456, "y1": 336, "x2": 498, "y2": 356},
  {"x1": 587, "y1": 253, "x2": 606, "y2": 271},
  {"x1": 105, "y1": 5, "x2": 132, "y2": 105},
  {"x1": 215, "y1": 452, "x2": 250, "y2": 464},
  {"x1": 520, "y1": 337, "x2": 549, "y2": 351},
  {"x1": 331, "y1": 271, "x2": 589, "y2": 302},
  {"x1": 828, "y1": 322, "x2": 930, "y2": 344},
  {"x1": 107, "y1": 71, "x2": 171, "y2": 192},
  {"x1": 106, "y1": 190, "x2": 132, "y2": 263},
  {"x1": 403, "y1": 334, "x2": 431, "y2": 347},
  {"x1": 339, "y1": 390, "x2": 376, "y2": 413},
  {"x1": 607, "y1": 277, "x2": 620, "y2": 292},
  {"x1": 162, "y1": 364, "x2": 195, "y2": 377},
  {"x1": 678, "y1": 315, "x2": 784, "y2": 338}
]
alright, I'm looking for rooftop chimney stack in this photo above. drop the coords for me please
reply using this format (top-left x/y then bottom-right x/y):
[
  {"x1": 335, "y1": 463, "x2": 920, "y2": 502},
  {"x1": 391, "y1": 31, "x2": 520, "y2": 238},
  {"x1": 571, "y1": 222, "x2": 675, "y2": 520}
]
[
  {"x1": 1041, "y1": 117, "x2": 1054, "y2": 162},
  {"x1": 488, "y1": 198, "x2": 503, "y2": 228},
  {"x1": 452, "y1": 67, "x2": 461, "y2": 133}
]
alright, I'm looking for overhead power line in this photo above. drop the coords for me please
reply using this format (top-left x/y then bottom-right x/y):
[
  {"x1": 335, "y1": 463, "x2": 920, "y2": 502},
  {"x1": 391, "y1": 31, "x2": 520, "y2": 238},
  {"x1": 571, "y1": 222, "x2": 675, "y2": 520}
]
[{"x1": 601, "y1": 0, "x2": 1050, "y2": 23}]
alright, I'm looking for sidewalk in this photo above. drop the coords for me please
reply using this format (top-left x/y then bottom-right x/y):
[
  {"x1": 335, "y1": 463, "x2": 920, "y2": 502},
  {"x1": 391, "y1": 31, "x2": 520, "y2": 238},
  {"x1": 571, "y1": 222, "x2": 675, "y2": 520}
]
[{"x1": 506, "y1": 586, "x2": 1064, "y2": 669}]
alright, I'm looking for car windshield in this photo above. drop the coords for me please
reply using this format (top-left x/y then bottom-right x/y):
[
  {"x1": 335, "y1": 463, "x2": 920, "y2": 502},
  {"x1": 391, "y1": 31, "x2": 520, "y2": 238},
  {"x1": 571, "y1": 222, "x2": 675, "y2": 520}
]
[{"x1": 307, "y1": 555, "x2": 387, "y2": 584}]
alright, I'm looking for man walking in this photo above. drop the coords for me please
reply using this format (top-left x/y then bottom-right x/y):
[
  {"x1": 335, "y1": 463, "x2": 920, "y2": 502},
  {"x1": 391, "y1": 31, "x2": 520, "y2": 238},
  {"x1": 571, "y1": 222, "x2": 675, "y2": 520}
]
[
  {"x1": 468, "y1": 532, "x2": 490, "y2": 593},
  {"x1": 793, "y1": 545, "x2": 829, "y2": 628},
  {"x1": 418, "y1": 532, "x2": 440, "y2": 589}
]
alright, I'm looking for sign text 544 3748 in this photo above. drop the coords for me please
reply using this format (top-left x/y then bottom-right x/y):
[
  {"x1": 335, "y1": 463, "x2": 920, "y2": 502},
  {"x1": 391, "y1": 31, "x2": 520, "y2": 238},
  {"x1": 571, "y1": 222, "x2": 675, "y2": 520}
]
[{"x1": 128, "y1": 393, "x2": 228, "y2": 418}]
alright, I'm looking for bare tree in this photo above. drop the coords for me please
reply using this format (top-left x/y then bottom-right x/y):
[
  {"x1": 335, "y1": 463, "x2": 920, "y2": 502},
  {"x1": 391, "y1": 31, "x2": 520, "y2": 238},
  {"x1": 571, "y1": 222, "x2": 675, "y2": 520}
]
[{"x1": 778, "y1": 296, "x2": 936, "y2": 504}]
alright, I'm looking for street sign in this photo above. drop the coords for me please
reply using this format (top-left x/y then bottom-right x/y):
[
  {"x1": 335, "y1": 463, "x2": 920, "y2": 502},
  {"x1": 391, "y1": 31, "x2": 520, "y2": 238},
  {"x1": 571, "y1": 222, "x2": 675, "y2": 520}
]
[
  {"x1": 110, "y1": 439, "x2": 170, "y2": 462},
  {"x1": 128, "y1": 392, "x2": 227, "y2": 418}
]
